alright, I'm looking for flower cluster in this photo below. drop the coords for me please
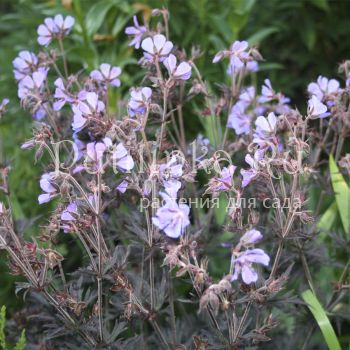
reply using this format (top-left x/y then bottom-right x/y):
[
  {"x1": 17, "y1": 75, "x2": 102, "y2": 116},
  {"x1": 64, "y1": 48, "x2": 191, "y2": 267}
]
[{"x1": 1, "y1": 9, "x2": 349, "y2": 350}]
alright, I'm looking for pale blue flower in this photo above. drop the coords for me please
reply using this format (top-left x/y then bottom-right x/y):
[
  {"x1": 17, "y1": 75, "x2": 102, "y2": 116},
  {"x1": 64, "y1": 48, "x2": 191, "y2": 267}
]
[
  {"x1": 231, "y1": 248, "x2": 270, "y2": 284},
  {"x1": 37, "y1": 14, "x2": 75, "y2": 46},
  {"x1": 90, "y1": 63, "x2": 122, "y2": 87},
  {"x1": 152, "y1": 188, "x2": 190, "y2": 238},
  {"x1": 141, "y1": 34, "x2": 173, "y2": 62},
  {"x1": 125, "y1": 16, "x2": 147, "y2": 49},
  {"x1": 163, "y1": 54, "x2": 192, "y2": 80}
]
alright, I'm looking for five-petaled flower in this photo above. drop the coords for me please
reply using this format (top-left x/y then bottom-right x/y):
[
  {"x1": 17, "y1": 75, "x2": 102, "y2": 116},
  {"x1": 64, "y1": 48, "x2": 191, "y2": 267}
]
[
  {"x1": 213, "y1": 40, "x2": 250, "y2": 69},
  {"x1": 86, "y1": 138, "x2": 112, "y2": 171},
  {"x1": 308, "y1": 95, "x2": 328, "y2": 118},
  {"x1": 13, "y1": 51, "x2": 38, "y2": 81},
  {"x1": 72, "y1": 92, "x2": 105, "y2": 131},
  {"x1": 152, "y1": 187, "x2": 190, "y2": 238},
  {"x1": 141, "y1": 34, "x2": 173, "y2": 62},
  {"x1": 163, "y1": 54, "x2": 192, "y2": 80},
  {"x1": 253, "y1": 112, "x2": 278, "y2": 147},
  {"x1": 17, "y1": 70, "x2": 47, "y2": 99},
  {"x1": 307, "y1": 76, "x2": 340, "y2": 103},
  {"x1": 112, "y1": 143, "x2": 135, "y2": 172},
  {"x1": 231, "y1": 248, "x2": 270, "y2": 284},
  {"x1": 206, "y1": 165, "x2": 236, "y2": 194},
  {"x1": 125, "y1": 16, "x2": 147, "y2": 49},
  {"x1": 37, "y1": 14, "x2": 75, "y2": 46},
  {"x1": 90, "y1": 63, "x2": 122, "y2": 87},
  {"x1": 128, "y1": 87, "x2": 152, "y2": 116},
  {"x1": 227, "y1": 101, "x2": 251, "y2": 135},
  {"x1": 159, "y1": 155, "x2": 184, "y2": 192}
]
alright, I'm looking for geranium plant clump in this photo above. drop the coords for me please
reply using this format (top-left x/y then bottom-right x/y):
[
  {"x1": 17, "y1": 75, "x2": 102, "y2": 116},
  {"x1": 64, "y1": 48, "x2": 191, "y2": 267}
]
[{"x1": 0, "y1": 8, "x2": 349, "y2": 349}]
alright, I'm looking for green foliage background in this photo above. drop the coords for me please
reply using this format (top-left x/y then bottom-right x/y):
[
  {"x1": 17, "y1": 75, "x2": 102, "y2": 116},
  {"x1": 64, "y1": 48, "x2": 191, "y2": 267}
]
[{"x1": 0, "y1": 0, "x2": 349, "y2": 346}]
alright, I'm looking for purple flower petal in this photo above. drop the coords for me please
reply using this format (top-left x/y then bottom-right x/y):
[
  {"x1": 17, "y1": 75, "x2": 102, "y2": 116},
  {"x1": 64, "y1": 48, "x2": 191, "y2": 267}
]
[
  {"x1": 241, "y1": 265, "x2": 258, "y2": 284},
  {"x1": 240, "y1": 229, "x2": 262, "y2": 245}
]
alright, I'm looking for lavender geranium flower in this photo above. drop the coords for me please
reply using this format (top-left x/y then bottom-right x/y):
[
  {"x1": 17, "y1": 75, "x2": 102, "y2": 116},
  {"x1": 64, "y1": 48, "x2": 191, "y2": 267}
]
[
  {"x1": 307, "y1": 95, "x2": 328, "y2": 118},
  {"x1": 259, "y1": 79, "x2": 275, "y2": 103},
  {"x1": 13, "y1": 51, "x2": 38, "y2": 81},
  {"x1": 86, "y1": 138, "x2": 111, "y2": 170},
  {"x1": 231, "y1": 248, "x2": 270, "y2": 284},
  {"x1": 38, "y1": 173, "x2": 58, "y2": 204},
  {"x1": 227, "y1": 101, "x2": 251, "y2": 135},
  {"x1": 128, "y1": 87, "x2": 152, "y2": 116},
  {"x1": 227, "y1": 59, "x2": 258, "y2": 76},
  {"x1": 112, "y1": 143, "x2": 134, "y2": 172},
  {"x1": 90, "y1": 64, "x2": 122, "y2": 87},
  {"x1": 213, "y1": 40, "x2": 249, "y2": 70},
  {"x1": 255, "y1": 112, "x2": 277, "y2": 138},
  {"x1": 239, "y1": 229, "x2": 263, "y2": 247},
  {"x1": 240, "y1": 152, "x2": 263, "y2": 187},
  {"x1": 125, "y1": 16, "x2": 147, "y2": 49},
  {"x1": 160, "y1": 155, "x2": 183, "y2": 191},
  {"x1": 18, "y1": 69, "x2": 48, "y2": 100},
  {"x1": 116, "y1": 180, "x2": 129, "y2": 193},
  {"x1": 307, "y1": 76, "x2": 340, "y2": 102},
  {"x1": 252, "y1": 112, "x2": 280, "y2": 151},
  {"x1": 141, "y1": 34, "x2": 173, "y2": 62},
  {"x1": 37, "y1": 14, "x2": 75, "y2": 46},
  {"x1": 72, "y1": 92, "x2": 105, "y2": 131},
  {"x1": 206, "y1": 165, "x2": 236, "y2": 194},
  {"x1": 163, "y1": 54, "x2": 192, "y2": 80},
  {"x1": 16, "y1": 66, "x2": 49, "y2": 120},
  {"x1": 152, "y1": 188, "x2": 190, "y2": 238},
  {"x1": 61, "y1": 202, "x2": 78, "y2": 233},
  {"x1": 53, "y1": 78, "x2": 74, "y2": 111},
  {"x1": 61, "y1": 202, "x2": 78, "y2": 221},
  {"x1": 239, "y1": 86, "x2": 256, "y2": 105},
  {"x1": 258, "y1": 79, "x2": 290, "y2": 114},
  {"x1": 21, "y1": 140, "x2": 35, "y2": 150}
]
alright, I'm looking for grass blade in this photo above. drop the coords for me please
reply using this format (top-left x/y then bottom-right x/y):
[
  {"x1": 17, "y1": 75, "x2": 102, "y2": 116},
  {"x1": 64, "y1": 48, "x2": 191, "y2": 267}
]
[
  {"x1": 329, "y1": 155, "x2": 350, "y2": 234},
  {"x1": 302, "y1": 289, "x2": 341, "y2": 350}
]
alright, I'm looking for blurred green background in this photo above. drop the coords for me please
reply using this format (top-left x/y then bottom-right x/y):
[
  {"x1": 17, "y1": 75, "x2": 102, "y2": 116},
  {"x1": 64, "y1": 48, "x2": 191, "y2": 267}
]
[{"x1": 0, "y1": 0, "x2": 349, "y2": 311}]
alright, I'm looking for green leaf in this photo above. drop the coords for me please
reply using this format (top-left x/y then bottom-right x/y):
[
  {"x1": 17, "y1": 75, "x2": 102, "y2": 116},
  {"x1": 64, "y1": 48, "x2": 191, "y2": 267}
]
[
  {"x1": 258, "y1": 62, "x2": 285, "y2": 71},
  {"x1": 302, "y1": 289, "x2": 341, "y2": 350},
  {"x1": 329, "y1": 155, "x2": 350, "y2": 234},
  {"x1": 317, "y1": 201, "x2": 337, "y2": 232},
  {"x1": 85, "y1": 0, "x2": 115, "y2": 36},
  {"x1": 112, "y1": 14, "x2": 134, "y2": 37},
  {"x1": 197, "y1": 112, "x2": 218, "y2": 147},
  {"x1": 211, "y1": 15, "x2": 233, "y2": 43},
  {"x1": 13, "y1": 330, "x2": 26, "y2": 350},
  {"x1": 69, "y1": 46, "x2": 98, "y2": 69},
  {"x1": 308, "y1": 0, "x2": 329, "y2": 12},
  {"x1": 301, "y1": 22, "x2": 316, "y2": 50},
  {"x1": 9, "y1": 192, "x2": 25, "y2": 220},
  {"x1": 247, "y1": 27, "x2": 279, "y2": 46},
  {"x1": 232, "y1": 0, "x2": 256, "y2": 15},
  {"x1": 214, "y1": 193, "x2": 228, "y2": 225},
  {"x1": 0, "y1": 306, "x2": 6, "y2": 350}
]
